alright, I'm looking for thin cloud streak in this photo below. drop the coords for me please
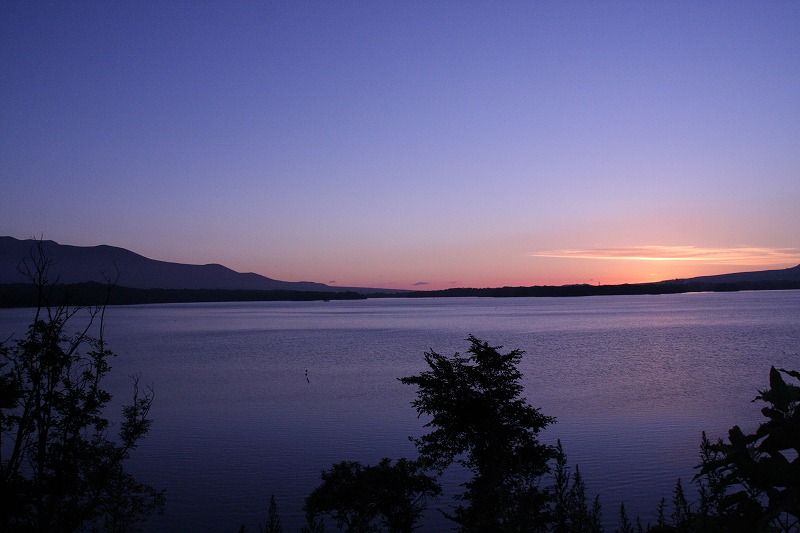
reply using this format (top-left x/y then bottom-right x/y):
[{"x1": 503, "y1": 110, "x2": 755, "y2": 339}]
[{"x1": 530, "y1": 246, "x2": 800, "y2": 265}]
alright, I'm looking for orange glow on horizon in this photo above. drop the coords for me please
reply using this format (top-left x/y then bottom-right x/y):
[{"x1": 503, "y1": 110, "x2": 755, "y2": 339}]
[
  {"x1": 399, "y1": 247, "x2": 800, "y2": 291},
  {"x1": 529, "y1": 246, "x2": 800, "y2": 265}
]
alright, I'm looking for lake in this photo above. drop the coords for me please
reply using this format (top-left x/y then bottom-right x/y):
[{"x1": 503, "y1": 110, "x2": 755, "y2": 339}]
[{"x1": 2, "y1": 291, "x2": 799, "y2": 531}]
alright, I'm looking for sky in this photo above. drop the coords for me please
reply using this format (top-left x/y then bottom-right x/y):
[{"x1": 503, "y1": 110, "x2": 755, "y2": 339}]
[{"x1": 2, "y1": 1, "x2": 799, "y2": 290}]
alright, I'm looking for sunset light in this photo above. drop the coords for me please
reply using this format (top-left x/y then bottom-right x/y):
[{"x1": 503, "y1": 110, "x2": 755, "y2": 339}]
[
  {"x1": 531, "y1": 246, "x2": 800, "y2": 265},
  {"x1": 2, "y1": 2, "x2": 798, "y2": 288}
]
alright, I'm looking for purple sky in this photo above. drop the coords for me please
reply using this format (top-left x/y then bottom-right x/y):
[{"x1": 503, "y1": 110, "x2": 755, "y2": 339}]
[{"x1": 2, "y1": 2, "x2": 799, "y2": 289}]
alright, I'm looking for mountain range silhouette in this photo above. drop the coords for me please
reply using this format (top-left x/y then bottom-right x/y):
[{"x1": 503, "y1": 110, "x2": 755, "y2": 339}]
[{"x1": 0, "y1": 236, "x2": 396, "y2": 293}]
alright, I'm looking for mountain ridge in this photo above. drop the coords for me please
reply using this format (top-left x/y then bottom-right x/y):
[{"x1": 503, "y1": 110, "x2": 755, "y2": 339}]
[
  {"x1": 665, "y1": 264, "x2": 800, "y2": 284},
  {"x1": 0, "y1": 236, "x2": 398, "y2": 293}
]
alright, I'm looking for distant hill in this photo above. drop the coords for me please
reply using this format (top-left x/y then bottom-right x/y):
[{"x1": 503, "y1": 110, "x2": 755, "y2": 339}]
[
  {"x1": 664, "y1": 264, "x2": 800, "y2": 284},
  {"x1": 0, "y1": 237, "x2": 396, "y2": 293},
  {"x1": 373, "y1": 263, "x2": 800, "y2": 299}
]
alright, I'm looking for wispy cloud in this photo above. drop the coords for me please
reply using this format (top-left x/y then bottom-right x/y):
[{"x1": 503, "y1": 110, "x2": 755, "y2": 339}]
[
  {"x1": 413, "y1": 281, "x2": 430, "y2": 286},
  {"x1": 530, "y1": 246, "x2": 800, "y2": 265}
]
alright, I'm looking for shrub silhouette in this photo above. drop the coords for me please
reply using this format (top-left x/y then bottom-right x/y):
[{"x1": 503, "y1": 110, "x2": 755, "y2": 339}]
[
  {"x1": 304, "y1": 458, "x2": 440, "y2": 532},
  {"x1": 616, "y1": 365, "x2": 800, "y2": 533},
  {"x1": 690, "y1": 366, "x2": 800, "y2": 532}
]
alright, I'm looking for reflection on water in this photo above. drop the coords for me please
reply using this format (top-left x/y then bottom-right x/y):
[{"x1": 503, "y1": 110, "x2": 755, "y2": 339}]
[{"x1": 1, "y1": 291, "x2": 798, "y2": 530}]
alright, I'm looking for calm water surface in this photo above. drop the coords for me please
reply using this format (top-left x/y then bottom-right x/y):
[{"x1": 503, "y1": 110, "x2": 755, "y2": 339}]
[{"x1": 2, "y1": 291, "x2": 799, "y2": 531}]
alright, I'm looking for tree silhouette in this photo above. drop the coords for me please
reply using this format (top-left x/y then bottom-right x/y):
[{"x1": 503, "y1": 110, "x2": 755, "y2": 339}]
[
  {"x1": 0, "y1": 239, "x2": 163, "y2": 532},
  {"x1": 552, "y1": 440, "x2": 603, "y2": 532},
  {"x1": 267, "y1": 495, "x2": 282, "y2": 532},
  {"x1": 400, "y1": 335, "x2": 556, "y2": 531}
]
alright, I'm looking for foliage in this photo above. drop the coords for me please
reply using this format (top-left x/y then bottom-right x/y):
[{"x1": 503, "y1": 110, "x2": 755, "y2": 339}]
[
  {"x1": 552, "y1": 440, "x2": 603, "y2": 532},
  {"x1": 304, "y1": 458, "x2": 440, "y2": 532},
  {"x1": 629, "y1": 365, "x2": 800, "y2": 533},
  {"x1": 0, "y1": 240, "x2": 163, "y2": 532},
  {"x1": 617, "y1": 502, "x2": 634, "y2": 533},
  {"x1": 670, "y1": 478, "x2": 691, "y2": 531},
  {"x1": 399, "y1": 335, "x2": 556, "y2": 531},
  {"x1": 262, "y1": 495, "x2": 282, "y2": 533},
  {"x1": 692, "y1": 365, "x2": 800, "y2": 532}
]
